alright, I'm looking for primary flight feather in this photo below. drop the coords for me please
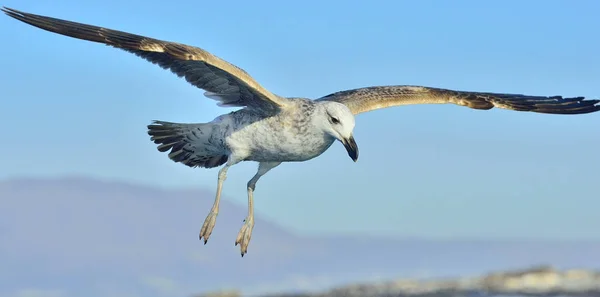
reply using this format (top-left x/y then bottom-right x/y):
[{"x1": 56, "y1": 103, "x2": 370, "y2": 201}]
[{"x1": 3, "y1": 7, "x2": 599, "y2": 257}]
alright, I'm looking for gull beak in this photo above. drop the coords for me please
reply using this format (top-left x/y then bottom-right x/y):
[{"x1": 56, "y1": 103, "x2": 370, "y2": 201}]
[{"x1": 342, "y1": 135, "x2": 359, "y2": 162}]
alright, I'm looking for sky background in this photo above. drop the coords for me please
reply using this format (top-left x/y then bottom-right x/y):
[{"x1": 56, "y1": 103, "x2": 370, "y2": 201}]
[{"x1": 1, "y1": 0, "x2": 599, "y2": 240}]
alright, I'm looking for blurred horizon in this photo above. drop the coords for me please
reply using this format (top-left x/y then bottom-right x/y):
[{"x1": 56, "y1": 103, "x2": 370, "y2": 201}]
[
  {"x1": 1, "y1": 177, "x2": 599, "y2": 297},
  {"x1": 4, "y1": 174, "x2": 600, "y2": 242}
]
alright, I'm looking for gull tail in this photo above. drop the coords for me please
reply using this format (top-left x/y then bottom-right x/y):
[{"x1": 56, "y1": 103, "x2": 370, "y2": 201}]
[{"x1": 147, "y1": 121, "x2": 228, "y2": 169}]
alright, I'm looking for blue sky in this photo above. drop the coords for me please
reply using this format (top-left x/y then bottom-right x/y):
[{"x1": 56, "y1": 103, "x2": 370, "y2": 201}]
[{"x1": 1, "y1": 0, "x2": 599, "y2": 240}]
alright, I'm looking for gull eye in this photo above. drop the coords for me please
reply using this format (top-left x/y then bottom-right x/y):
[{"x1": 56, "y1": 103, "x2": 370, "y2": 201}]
[{"x1": 331, "y1": 117, "x2": 340, "y2": 124}]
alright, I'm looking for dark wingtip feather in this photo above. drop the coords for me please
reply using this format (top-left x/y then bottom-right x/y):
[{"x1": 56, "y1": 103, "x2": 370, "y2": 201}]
[
  {"x1": 1, "y1": 6, "x2": 146, "y2": 49},
  {"x1": 490, "y1": 93, "x2": 600, "y2": 115},
  {"x1": 2, "y1": 7, "x2": 25, "y2": 22},
  {"x1": 532, "y1": 97, "x2": 600, "y2": 115},
  {"x1": 1, "y1": 6, "x2": 16, "y2": 14}
]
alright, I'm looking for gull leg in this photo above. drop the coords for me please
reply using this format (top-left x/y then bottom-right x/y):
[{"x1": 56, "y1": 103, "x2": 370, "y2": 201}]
[
  {"x1": 199, "y1": 162, "x2": 232, "y2": 244},
  {"x1": 236, "y1": 161, "x2": 281, "y2": 257}
]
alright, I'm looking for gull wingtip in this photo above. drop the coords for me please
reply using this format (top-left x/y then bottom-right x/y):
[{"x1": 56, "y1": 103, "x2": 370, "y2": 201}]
[{"x1": 1, "y1": 6, "x2": 19, "y2": 16}]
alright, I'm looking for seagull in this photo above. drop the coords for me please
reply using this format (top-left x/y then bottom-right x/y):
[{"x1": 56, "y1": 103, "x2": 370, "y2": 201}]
[{"x1": 3, "y1": 7, "x2": 599, "y2": 256}]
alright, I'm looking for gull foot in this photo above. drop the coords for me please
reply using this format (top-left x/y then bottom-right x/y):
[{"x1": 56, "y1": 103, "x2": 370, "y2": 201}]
[
  {"x1": 235, "y1": 218, "x2": 254, "y2": 257},
  {"x1": 199, "y1": 211, "x2": 218, "y2": 244}
]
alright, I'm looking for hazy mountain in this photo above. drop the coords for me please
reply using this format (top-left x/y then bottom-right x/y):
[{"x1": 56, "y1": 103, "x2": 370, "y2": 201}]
[{"x1": 1, "y1": 177, "x2": 598, "y2": 297}]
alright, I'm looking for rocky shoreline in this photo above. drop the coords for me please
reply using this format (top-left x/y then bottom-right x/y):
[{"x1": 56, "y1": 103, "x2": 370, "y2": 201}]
[{"x1": 199, "y1": 265, "x2": 600, "y2": 297}]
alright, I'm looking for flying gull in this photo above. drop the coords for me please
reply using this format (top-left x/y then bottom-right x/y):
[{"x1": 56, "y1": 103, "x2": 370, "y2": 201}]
[{"x1": 3, "y1": 7, "x2": 599, "y2": 256}]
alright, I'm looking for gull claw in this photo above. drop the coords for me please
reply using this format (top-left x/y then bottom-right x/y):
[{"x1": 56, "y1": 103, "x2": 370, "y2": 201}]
[
  {"x1": 199, "y1": 211, "x2": 218, "y2": 244},
  {"x1": 235, "y1": 218, "x2": 254, "y2": 257}
]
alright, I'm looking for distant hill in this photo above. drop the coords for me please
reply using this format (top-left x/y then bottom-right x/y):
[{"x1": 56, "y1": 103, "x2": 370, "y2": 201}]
[{"x1": 1, "y1": 177, "x2": 599, "y2": 297}]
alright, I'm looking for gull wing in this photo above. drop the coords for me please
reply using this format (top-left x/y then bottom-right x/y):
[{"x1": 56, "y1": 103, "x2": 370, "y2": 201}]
[
  {"x1": 316, "y1": 85, "x2": 600, "y2": 115},
  {"x1": 2, "y1": 7, "x2": 291, "y2": 114}
]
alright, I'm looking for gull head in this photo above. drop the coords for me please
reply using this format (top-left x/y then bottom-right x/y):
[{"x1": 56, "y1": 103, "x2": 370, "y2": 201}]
[{"x1": 317, "y1": 101, "x2": 358, "y2": 162}]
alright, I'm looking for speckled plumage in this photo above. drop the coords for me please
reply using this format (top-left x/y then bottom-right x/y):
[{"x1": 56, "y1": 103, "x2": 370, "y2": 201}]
[
  {"x1": 148, "y1": 98, "x2": 335, "y2": 168},
  {"x1": 224, "y1": 98, "x2": 334, "y2": 163},
  {"x1": 4, "y1": 6, "x2": 599, "y2": 257}
]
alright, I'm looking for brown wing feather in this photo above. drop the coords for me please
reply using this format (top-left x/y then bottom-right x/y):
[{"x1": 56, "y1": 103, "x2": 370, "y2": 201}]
[
  {"x1": 316, "y1": 85, "x2": 600, "y2": 115},
  {"x1": 2, "y1": 7, "x2": 290, "y2": 114}
]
